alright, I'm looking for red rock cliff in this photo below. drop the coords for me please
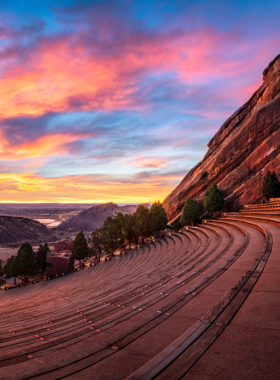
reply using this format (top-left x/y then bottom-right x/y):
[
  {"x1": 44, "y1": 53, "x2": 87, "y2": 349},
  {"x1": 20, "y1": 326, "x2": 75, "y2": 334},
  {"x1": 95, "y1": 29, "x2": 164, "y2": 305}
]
[{"x1": 163, "y1": 54, "x2": 280, "y2": 221}]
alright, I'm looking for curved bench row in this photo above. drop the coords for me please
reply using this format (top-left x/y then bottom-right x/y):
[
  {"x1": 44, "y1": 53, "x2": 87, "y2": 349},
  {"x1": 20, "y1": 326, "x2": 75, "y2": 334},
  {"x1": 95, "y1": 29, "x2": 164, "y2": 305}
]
[
  {"x1": 1, "y1": 210, "x2": 277, "y2": 380},
  {"x1": 127, "y1": 213, "x2": 279, "y2": 380}
]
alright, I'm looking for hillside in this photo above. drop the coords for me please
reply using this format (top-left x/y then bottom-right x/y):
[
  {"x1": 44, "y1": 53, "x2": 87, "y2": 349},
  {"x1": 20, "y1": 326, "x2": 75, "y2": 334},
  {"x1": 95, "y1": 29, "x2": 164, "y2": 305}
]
[
  {"x1": 56, "y1": 202, "x2": 150, "y2": 232},
  {"x1": 163, "y1": 54, "x2": 280, "y2": 221},
  {"x1": 0, "y1": 216, "x2": 54, "y2": 247}
]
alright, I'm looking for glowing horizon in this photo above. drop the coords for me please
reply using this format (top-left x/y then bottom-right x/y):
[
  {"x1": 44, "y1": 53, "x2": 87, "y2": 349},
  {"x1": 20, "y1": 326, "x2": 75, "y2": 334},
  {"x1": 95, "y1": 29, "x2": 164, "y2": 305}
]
[{"x1": 0, "y1": 0, "x2": 279, "y2": 204}]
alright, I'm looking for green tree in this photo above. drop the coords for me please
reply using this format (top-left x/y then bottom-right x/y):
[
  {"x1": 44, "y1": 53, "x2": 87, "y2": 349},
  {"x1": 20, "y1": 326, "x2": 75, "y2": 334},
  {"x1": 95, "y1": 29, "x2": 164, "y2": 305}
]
[
  {"x1": 150, "y1": 201, "x2": 168, "y2": 234},
  {"x1": 114, "y1": 212, "x2": 126, "y2": 235},
  {"x1": 170, "y1": 218, "x2": 182, "y2": 232},
  {"x1": 135, "y1": 205, "x2": 152, "y2": 242},
  {"x1": 4, "y1": 256, "x2": 19, "y2": 285},
  {"x1": 89, "y1": 228, "x2": 104, "y2": 261},
  {"x1": 36, "y1": 243, "x2": 50, "y2": 277},
  {"x1": 123, "y1": 213, "x2": 138, "y2": 248},
  {"x1": 17, "y1": 243, "x2": 35, "y2": 282},
  {"x1": 204, "y1": 183, "x2": 224, "y2": 215},
  {"x1": 72, "y1": 231, "x2": 89, "y2": 266},
  {"x1": 101, "y1": 214, "x2": 125, "y2": 255},
  {"x1": 262, "y1": 170, "x2": 280, "y2": 200},
  {"x1": 180, "y1": 197, "x2": 199, "y2": 226}
]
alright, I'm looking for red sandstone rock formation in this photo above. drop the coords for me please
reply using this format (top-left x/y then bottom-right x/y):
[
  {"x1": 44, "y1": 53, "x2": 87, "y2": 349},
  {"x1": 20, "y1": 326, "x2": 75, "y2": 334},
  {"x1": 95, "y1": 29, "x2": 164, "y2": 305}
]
[{"x1": 163, "y1": 54, "x2": 280, "y2": 221}]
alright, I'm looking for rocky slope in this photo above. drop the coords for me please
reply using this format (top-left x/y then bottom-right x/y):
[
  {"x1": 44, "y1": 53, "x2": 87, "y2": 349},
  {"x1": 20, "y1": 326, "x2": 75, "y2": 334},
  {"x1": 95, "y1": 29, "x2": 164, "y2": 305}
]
[
  {"x1": 56, "y1": 202, "x2": 150, "y2": 232},
  {"x1": 163, "y1": 54, "x2": 280, "y2": 221},
  {"x1": 0, "y1": 216, "x2": 54, "y2": 247}
]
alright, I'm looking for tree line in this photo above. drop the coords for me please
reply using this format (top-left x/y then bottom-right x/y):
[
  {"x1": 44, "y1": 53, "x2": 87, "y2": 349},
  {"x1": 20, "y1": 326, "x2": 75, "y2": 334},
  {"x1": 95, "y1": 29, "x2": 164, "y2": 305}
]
[
  {"x1": 2, "y1": 202, "x2": 168, "y2": 283},
  {"x1": 179, "y1": 182, "x2": 224, "y2": 227},
  {"x1": 3, "y1": 243, "x2": 50, "y2": 285},
  {"x1": 3, "y1": 170, "x2": 279, "y2": 282},
  {"x1": 72, "y1": 201, "x2": 168, "y2": 264},
  {"x1": 179, "y1": 170, "x2": 280, "y2": 227}
]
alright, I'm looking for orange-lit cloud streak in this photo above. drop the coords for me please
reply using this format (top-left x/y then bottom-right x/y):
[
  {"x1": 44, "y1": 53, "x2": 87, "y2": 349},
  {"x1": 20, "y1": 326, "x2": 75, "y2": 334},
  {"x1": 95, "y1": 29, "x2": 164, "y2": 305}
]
[
  {"x1": 0, "y1": 172, "x2": 183, "y2": 203},
  {"x1": 0, "y1": 132, "x2": 93, "y2": 160}
]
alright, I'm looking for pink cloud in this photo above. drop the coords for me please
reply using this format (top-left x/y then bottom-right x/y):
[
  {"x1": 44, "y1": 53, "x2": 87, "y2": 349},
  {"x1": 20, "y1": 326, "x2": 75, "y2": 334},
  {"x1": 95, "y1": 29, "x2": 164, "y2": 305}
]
[
  {"x1": 125, "y1": 155, "x2": 168, "y2": 168},
  {"x1": 1, "y1": 22, "x2": 279, "y2": 119}
]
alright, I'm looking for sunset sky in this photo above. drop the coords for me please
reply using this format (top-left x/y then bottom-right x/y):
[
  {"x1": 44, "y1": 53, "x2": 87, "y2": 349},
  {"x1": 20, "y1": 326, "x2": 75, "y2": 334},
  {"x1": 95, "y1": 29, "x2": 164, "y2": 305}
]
[{"x1": 1, "y1": 0, "x2": 279, "y2": 203}]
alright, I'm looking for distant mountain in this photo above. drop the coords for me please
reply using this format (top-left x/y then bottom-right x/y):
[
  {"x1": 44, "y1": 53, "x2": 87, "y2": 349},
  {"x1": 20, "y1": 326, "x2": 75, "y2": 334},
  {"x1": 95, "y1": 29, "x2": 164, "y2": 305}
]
[
  {"x1": 0, "y1": 216, "x2": 54, "y2": 247},
  {"x1": 0, "y1": 203, "x2": 96, "y2": 216},
  {"x1": 120, "y1": 203, "x2": 151, "y2": 213},
  {"x1": 163, "y1": 54, "x2": 280, "y2": 221},
  {"x1": 56, "y1": 202, "x2": 151, "y2": 232}
]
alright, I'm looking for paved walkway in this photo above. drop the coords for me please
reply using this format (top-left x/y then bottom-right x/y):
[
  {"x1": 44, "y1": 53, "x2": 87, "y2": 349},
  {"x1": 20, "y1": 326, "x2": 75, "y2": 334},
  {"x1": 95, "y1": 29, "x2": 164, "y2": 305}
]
[{"x1": 183, "y1": 221, "x2": 280, "y2": 380}]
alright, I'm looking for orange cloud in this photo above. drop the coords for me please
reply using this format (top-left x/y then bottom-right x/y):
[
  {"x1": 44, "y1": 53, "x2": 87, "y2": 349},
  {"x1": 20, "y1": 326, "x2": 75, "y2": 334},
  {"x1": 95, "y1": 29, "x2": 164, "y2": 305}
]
[
  {"x1": 0, "y1": 173, "x2": 55, "y2": 192},
  {"x1": 0, "y1": 172, "x2": 179, "y2": 203},
  {"x1": 0, "y1": 132, "x2": 92, "y2": 160}
]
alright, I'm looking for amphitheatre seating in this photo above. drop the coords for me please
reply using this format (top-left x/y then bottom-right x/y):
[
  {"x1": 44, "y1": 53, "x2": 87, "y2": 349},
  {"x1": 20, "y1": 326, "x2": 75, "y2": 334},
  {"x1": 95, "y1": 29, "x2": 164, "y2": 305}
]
[{"x1": 0, "y1": 202, "x2": 279, "y2": 379}]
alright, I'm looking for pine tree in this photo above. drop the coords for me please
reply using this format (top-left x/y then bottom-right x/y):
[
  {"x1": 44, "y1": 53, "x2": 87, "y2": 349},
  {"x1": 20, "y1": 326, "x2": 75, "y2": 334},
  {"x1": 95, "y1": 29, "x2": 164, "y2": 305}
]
[
  {"x1": 72, "y1": 231, "x2": 89, "y2": 266},
  {"x1": 150, "y1": 201, "x2": 168, "y2": 234},
  {"x1": 36, "y1": 243, "x2": 50, "y2": 277},
  {"x1": 123, "y1": 213, "x2": 138, "y2": 248},
  {"x1": 101, "y1": 214, "x2": 125, "y2": 255},
  {"x1": 135, "y1": 205, "x2": 152, "y2": 243},
  {"x1": 180, "y1": 197, "x2": 199, "y2": 226},
  {"x1": 204, "y1": 183, "x2": 224, "y2": 214},
  {"x1": 262, "y1": 170, "x2": 280, "y2": 200},
  {"x1": 4, "y1": 255, "x2": 19, "y2": 285},
  {"x1": 17, "y1": 243, "x2": 35, "y2": 282},
  {"x1": 89, "y1": 228, "x2": 104, "y2": 261}
]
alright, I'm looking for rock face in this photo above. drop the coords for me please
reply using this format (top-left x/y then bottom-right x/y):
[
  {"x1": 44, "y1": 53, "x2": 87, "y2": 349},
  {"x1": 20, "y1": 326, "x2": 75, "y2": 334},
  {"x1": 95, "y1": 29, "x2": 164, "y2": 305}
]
[
  {"x1": 0, "y1": 216, "x2": 54, "y2": 247},
  {"x1": 163, "y1": 54, "x2": 280, "y2": 221},
  {"x1": 56, "y1": 202, "x2": 150, "y2": 232}
]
